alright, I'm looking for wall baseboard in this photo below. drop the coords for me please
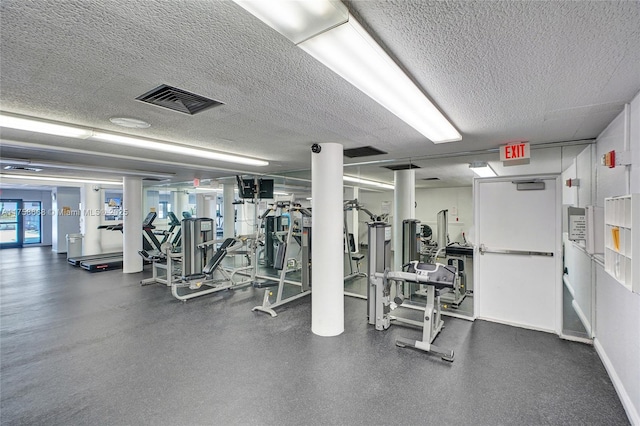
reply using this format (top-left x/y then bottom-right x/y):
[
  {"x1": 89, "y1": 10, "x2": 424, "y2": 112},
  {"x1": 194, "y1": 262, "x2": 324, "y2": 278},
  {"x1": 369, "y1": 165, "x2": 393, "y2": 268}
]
[
  {"x1": 477, "y1": 316, "x2": 555, "y2": 334},
  {"x1": 594, "y1": 338, "x2": 640, "y2": 426},
  {"x1": 571, "y1": 299, "x2": 592, "y2": 336}
]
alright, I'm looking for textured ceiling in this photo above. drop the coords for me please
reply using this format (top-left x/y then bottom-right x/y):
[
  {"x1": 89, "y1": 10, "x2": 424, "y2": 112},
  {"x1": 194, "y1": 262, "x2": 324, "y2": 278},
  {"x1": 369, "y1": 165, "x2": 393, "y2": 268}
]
[{"x1": 0, "y1": 0, "x2": 639, "y2": 190}]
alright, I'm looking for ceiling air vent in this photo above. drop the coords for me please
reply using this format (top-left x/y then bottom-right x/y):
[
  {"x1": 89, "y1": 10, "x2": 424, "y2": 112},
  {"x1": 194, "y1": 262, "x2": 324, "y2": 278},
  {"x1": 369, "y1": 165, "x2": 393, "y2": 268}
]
[
  {"x1": 136, "y1": 84, "x2": 224, "y2": 115},
  {"x1": 344, "y1": 146, "x2": 387, "y2": 158},
  {"x1": 383, "y1": 164, "x2": 421, "y2": 171},
  {"x1": 422, "y1": 177, "x2": 440, "y2": 181}
]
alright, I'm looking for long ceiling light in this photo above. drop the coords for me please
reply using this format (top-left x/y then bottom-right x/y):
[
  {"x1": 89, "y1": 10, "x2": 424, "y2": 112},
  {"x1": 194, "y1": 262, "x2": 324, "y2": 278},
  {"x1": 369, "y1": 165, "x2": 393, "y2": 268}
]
[
  {"x1": 0, "y1": 113, "x2": 269, "y2": 167},
  {"x1": 469, "y1": 161, "x2": 497, "y2": 178},
  {"x1": 0, "y1": 114, "x2": 93, "y2": 139},
  {"x1": 233, "y1": 0, "x2": 461, "y2": 143},
  {"x1": 343, "y1": 175, "x2": 394, "y2": 190},
  {"x1": 91, "y1": 132, "x2": 268, "y2": 167},
  {"x1": 0, "y1": 174, "x2": 123, "y2": 185},
  {"x1": 0, "y1": 158, "x2": 174, "y2": 179}
]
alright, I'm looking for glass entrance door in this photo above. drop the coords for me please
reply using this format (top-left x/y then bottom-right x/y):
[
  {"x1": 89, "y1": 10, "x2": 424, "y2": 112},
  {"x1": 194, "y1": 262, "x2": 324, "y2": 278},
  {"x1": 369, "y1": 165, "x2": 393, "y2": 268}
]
[
  {"x1": 23, "y1": 201, "x2": 42, "y2": 244},
  {"x1": 0, "y1": 199, "x2": 23, "y2": 248}
]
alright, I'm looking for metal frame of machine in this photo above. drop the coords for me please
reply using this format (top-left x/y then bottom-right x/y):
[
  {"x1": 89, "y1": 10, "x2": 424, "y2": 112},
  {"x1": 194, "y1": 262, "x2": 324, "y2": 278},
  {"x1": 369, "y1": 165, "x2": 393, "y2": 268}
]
[
  {"x1": 368, "y1": 221, "x2": 456, "y2": 362},
  {"x1": 141, "y1": 217, "x2": 253, "y2": 301},
  {"x1": 251, "y1": 202, "x2": 312, "y2": 317}
]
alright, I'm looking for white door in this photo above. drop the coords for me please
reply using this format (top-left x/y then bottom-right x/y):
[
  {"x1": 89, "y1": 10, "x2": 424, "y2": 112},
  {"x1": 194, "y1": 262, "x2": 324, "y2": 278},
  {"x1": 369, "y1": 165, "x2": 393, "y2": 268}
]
[{"x1": 474, "y1": 176, "x2": 561, "y2": 333}]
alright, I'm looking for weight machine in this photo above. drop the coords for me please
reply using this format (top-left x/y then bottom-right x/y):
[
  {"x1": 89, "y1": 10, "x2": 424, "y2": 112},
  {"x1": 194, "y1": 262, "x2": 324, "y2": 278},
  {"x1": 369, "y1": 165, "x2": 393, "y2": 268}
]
[
  {"x1": 141, "y1": 217, "x2": 253, "y2": 301},
  {"x1": 251, "y1": 202, "x2": 312, "y2": 317},
  {"x1": 368, "y1": 221, "x2": 456, "y2": 361},
  {"x1": 343, "y1": 199, "x2": 388, "y2": 298},
  {"x1": 410, "y1": 210, "x2": 468, "y2": 308}
]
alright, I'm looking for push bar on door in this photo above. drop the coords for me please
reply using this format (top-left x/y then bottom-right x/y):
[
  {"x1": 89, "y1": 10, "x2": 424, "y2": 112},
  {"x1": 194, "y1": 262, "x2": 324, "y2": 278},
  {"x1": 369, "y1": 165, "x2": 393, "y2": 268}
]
[{"x1": 479, "y1": 244, "x2": 554, "y2": 257}]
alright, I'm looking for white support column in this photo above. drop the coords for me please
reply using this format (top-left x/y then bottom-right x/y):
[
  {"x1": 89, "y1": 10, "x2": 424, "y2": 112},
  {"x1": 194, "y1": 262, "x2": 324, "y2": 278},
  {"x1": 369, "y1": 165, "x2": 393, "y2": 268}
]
[
  {"x1": 237, "y1": 202, "x2": 254, "y2": 236},
  {"x1": 123, "y1": 177, "x2": 142, "y2": 273},
  {"x1": 393, "y1": 169, "x2": 415, "y2": 270},
  {"x1": 196, "y1": 194, "x2": 209, "y2": 218},
  {"x1": 177, "y1": 191, "x2": 190, "y2": 217},
  {"x1": 80, "y1": 184, "x2": 102, "y2": 255},
  {"x1": 223, "y1": 184, "x2": 235, "y2": 238},
  {"x1": 311, "y1": 143, "x2": 344, "y2": 336}
]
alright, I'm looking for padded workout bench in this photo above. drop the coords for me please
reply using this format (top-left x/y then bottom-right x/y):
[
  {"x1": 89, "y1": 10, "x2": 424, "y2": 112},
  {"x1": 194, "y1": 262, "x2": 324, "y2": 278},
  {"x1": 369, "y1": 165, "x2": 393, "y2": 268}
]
[{"x1": 370, "y1": 261, "x2": 456, "y2": 362}]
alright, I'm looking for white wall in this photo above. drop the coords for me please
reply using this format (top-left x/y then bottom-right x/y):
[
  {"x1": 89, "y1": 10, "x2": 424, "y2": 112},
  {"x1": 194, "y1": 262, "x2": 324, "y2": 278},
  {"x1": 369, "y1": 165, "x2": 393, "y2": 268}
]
[
  {"x1": 591, "y1": 90, "x2": 640, "y2": 425},
  {"x1": 632, "y1": 95, "x2": 640, "y2": 194},
  {"x1": 356, "y1": 186, "x2": 473, "y2": 245},
  {"x1": 0, "y1": 189, "x2": 53, "y2": 246}
]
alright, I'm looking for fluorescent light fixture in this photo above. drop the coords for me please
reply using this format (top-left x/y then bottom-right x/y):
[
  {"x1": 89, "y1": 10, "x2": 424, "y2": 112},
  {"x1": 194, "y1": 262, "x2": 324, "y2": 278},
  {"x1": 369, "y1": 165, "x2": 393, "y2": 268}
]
[
  {"x1": 343, "y1": 175, "x2": 394, "y2": 190},
  {"x1": 0, "y1": 174, "x2": 122, "y2": 185},
  {"x1": 91, "y1": 132, "x2": 269, "y2": 167},
  {"x1": 233, "y1": 0, "x2": 348, "y2": 44},
  {"x1": 0, "y1": 159, "x2": 31, "y2": 166},
  {"x1": 469, "y1": 161, "x2": 497, "y2": 178},
  {"x1": 0, "y1": 113, "x2": 269, "y2": 167},
  {"x1": 193, "y1": 187, "x2": 223, "y2": 193},
  {"x1": 233, "y1": 1, "x2": 461, "y2": 143},
  {"x1": 274, "y1": 191, "x2": 290, "y2": 196},
  {"x1": 0, "y1": 113, "x2": 92, "y2": 139},
  {"x1": 0, "y1": 158, "x2": 173, "y2": 179}
]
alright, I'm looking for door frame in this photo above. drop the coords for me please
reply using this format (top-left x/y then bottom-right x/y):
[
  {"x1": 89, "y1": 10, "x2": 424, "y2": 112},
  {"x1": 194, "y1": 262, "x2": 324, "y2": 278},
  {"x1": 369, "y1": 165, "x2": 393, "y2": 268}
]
[
  {"x1": 473, "y1": 174, "x2": 563, "y2": 335},
  {"x1": 0, "y1": 199, "x2": 24, "y2": 249}
]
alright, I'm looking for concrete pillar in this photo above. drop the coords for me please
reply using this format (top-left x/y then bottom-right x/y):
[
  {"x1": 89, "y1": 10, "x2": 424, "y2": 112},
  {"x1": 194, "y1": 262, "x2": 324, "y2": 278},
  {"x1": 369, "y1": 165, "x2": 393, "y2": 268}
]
[
  {"x1": 196, "y1": 193, "x2": 218, "y2": 236},
  {"x1": 393, "y1": 169, "x2": 415, "y2": 270},
  {"x1": 223, "y1": 184, "x2": 235, "y2": 238},
  {"x1": 177, "y1": 191, "x2": 190, "y2": 217},
  {"x1": 145, "y1": 189, "x2": 159, "y2": 217},
  {"x1": 123, "y1": 177, "x2": 142, "y2": 273},
  {"x1": 311, "y1": 143, "x2": 344, "y2": 337},
  {"x1": 80, "y1": 184, "x2": 102, "y2": 255},
  {"x1": 196, "y1": 194, "x2": 209, "y2": 218}
]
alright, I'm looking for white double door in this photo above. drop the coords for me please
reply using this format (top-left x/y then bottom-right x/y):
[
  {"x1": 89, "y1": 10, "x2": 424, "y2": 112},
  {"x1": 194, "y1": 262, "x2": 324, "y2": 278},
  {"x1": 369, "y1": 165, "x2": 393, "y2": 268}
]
[{"x1": 474, "y1": 176, "x2": 561, "y2": 333}]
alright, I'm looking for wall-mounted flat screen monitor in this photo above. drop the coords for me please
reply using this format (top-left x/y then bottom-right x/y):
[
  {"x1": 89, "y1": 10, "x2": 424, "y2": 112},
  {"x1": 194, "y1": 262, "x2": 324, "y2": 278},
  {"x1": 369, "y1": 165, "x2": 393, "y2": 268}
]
[
  {"x1": 237, "y1": 176, "x2": 274, "y2": 199},
  {"x1": 258, "y1": 179, "x2": 274, "y2": 199}
]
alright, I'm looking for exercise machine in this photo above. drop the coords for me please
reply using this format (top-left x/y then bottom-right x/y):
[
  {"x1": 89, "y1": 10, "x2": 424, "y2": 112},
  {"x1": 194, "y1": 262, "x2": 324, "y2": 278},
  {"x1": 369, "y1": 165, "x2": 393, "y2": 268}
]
[
  {"x1": 343, "y1": 200, "x2": 366, "y2": 286},
  {"x1": 414, "y1": 209, "x2": 470, "y2": 308},
  {"x1": 252, "y1": 203, "x2": 312, "y2": 317},
  {"x1": 343, "y1": 199, "x2": 388, "y2": 298},
  {"x1": 142, "y1": 217, "x2": 253, "y2": 301},
  {"x1": 75, "y1": 212, "x2": 159, "y2": 271},
  {"x1": 368, "y1": 221, "x2": 456, "y2": 361}
]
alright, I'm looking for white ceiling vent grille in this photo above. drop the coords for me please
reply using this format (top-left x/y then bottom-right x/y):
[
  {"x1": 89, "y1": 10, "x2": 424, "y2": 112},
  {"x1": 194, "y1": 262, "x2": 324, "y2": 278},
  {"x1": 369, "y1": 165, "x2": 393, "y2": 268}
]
[{"x1": 136, "y1": 84, "x2": 224, "y2": 115}]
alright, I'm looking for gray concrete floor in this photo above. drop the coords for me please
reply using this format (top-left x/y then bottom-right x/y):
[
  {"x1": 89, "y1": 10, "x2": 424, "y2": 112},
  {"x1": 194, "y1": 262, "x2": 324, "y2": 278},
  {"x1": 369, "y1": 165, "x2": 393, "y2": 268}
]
[{"x1": 0, "y1": 247, "x2": 630, "y2": 425}]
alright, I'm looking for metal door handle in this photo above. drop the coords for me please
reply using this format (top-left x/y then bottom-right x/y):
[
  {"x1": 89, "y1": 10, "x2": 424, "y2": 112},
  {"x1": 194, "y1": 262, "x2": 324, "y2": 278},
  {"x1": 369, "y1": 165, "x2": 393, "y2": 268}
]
[{"x1": 479, "y1": 244, "x2": 553, "y2": 257}]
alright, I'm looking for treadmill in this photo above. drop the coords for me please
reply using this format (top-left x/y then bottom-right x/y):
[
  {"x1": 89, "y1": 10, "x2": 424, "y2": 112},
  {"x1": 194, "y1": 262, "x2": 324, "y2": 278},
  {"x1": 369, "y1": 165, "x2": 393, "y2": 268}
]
[
  {"x1": 68, "y1": 252, "x2": 122, "y2": 266},
  {"x1": 68, "y1": 222, "x2": 126, "y2": 266},
  {"x1": 80, "y1": 255, "x2": 124, "y2": 271},
  {"x1": 76, "y1": 212, "x2": 158, "y2": 272}
]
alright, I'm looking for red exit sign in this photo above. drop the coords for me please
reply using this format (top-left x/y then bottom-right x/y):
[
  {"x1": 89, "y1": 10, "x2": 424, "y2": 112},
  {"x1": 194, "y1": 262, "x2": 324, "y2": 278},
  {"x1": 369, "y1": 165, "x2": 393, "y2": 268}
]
[{"x1": 500, "y1": 142, "x2": 530, "y2": 162}]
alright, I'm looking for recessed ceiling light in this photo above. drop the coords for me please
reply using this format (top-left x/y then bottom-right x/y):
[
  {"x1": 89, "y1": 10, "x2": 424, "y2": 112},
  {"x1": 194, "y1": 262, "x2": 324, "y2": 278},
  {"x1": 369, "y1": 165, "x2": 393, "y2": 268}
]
[
  {"x1": 469, "y1": 161, "x2": 497, "y2": 178},
  {"x1": 109, "y1": 117, "x2": 151, "y2": 129}
]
